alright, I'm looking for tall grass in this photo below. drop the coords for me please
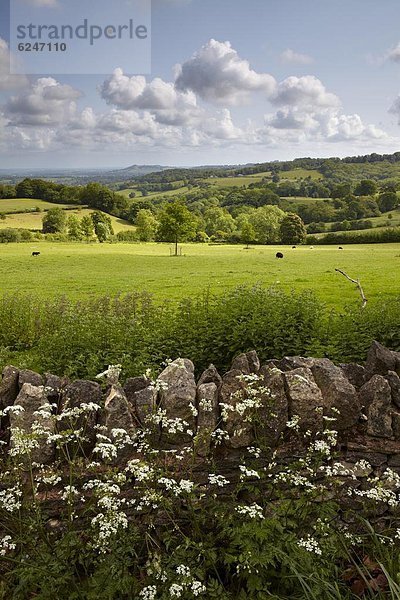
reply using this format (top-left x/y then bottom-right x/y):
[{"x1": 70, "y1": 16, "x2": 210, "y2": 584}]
[{"x1": 0, "y1": 285, "x2": 399, "y2": 378}]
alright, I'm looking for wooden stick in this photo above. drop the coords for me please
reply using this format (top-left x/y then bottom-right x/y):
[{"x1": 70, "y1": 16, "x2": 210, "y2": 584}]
[{"x1": 335, "y1": 268, "x2": 368, "y2": 308}]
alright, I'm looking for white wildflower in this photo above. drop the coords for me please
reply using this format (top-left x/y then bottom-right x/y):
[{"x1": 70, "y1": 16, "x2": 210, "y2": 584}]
[
  {"x1": 236, "y1": 503, "x2": 264, "y2": 519},
  {"x1": 298, "y1": 535, "x2": 322, "y2": 556},
  {"x1": 139, "y1": 585, "x2": 157, "y2": 600},
  {"x1": 169, "y1": 583, "x2": 183, "y2": 598},
  {"x1": 0, "y1": 535, "x2": 16, "y2": 556},
  {"x1": 208, "y1": 474, "x2": 230, "y2": 487}
]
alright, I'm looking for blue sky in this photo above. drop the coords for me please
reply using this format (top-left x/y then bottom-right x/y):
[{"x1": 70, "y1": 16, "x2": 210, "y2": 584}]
[{"x1": 1, "y1": 0, "x2": 400, "y2": 168}]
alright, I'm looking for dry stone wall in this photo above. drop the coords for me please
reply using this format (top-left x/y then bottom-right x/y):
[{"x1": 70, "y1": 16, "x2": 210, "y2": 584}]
[{"x1": 1, "y1": 341, "x2": 400, "y2": 473}]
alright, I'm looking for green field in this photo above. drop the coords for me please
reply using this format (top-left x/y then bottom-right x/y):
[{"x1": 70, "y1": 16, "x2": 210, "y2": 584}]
[
  {"x1": 0, "y1": 242, "x2": 398, "y2": 307},
  {"x1": 118, "y1": 186, "x2": 191, "y2": 199},
  {"x1": 203, "y1": 172, "x2": 271, "y2": 187},
  {"x1": 0, "y1": 208, "x2": 134, "y2": 233},
  {"x1": 281, "y1": 168, "x2": 324, "y2": 180},
  {"x1": 0, "y1": 198, "x2": 77, "y2": 212}
]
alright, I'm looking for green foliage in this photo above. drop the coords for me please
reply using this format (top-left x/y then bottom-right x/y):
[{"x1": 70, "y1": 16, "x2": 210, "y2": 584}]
[
  {"x1": 308, "y1": 227, "x2": 400, "y2": 245},
  {"x1": 15, "y1": 178, "x2": 81, "y2": 204},
  {"x1": 246, "y1": 205, "x2": 285, "y2": 244},
  {"x1": 114, "y1": 230, "x2": 138, "y2": 242},
  {"x1": 67, "y1": 214, "x2": 83, "y2": 241},
  {"x1": 204, "y1": 207, "x2": 236, "y2": 237},
  {"x1": 91, "y1": 210, "x2": 114, "y2": 243},
  {"x1": 280, "y1": 213, "x2": 307, "y2": 244},
  {"x1": 80, "y1": 215, "x2": 95, "y2": 242},
  {"x1": 80, "y1": 182, "x2": 116, "y2": 213},
  {"x1": 0, "y1": 285, "x2": 399, "y2": 380},
  {"x1": 135, "y1": 209, "x2": 159, "y2": 242},
  {"x1": 42, "y1": 207, "x2": 67, "y2": 234},
  {"x1": 378, "y1": 191, "x2": 398, "y2": 213},
  {"x1": 354, "y1": 179, "x2": 378, "y2": 196},
  {"x1": 157, "y1": 202, "x2": 197, "y2": 251},
  {"x1": 240, "y1": 220, "x2": 257, "y2": 248},
  {"x1": 0, "y1": 183, "x2": 16, "y2": 199}
]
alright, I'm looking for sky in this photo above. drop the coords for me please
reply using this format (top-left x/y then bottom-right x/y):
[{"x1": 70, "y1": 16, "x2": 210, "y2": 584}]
[{"x1": 1, "y1": 0, "x2": 400, "y2": 169}]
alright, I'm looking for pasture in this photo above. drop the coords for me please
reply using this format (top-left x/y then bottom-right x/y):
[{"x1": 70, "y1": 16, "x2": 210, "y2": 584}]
[
  {"x1": 0, "y1": 198, "x2": 77, "y2": 212},
  {"x1": 0, "y1": 242, "x2": 398, "y2": 307},
  {"x1": 0, "y1": 208, "x2": 134, "y2": 233}
]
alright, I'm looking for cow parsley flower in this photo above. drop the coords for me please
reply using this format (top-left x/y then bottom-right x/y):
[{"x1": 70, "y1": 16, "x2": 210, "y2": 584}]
[
  {"x1": 236, "y1": 503, "x2": 264, "y2": 519},
  {"x1": 169, "y1": 583, "x2": 183, "y2": 598},
  {"x1": 297, "y1": 535, "x2": 322, "y2": 556},
  {"x1": 139, "y1": 585, "x2": 157, "y2": 600},
  {"x1": 0, "y1": 535, "x2": 16, "y2": 556},
  {"x1": 239, "y1": 465, "x2": 260, "y2": 480},
  {"x1": 208, "y1": 474, "x2": 230, "y2": 487}
]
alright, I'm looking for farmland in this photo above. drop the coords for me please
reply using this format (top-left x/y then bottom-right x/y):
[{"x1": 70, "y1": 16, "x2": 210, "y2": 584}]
[
  {"x1": 0, "y1": 241, "x2": 398, "y2": 307},
  {"x1": 0, "y1": 198, "x2": 77, "y2": 212},
  {"x1": 0, "y1": 207, "x2": 134, "y2": 233}
]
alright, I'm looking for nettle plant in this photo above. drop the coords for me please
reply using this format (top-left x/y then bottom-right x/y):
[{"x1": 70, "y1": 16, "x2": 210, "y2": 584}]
[{"x1": 1, "y1": 369, "x2": 400, "y2": 599}]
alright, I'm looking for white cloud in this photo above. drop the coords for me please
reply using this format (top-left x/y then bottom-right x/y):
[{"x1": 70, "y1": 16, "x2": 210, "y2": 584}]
[
  {"x1": 201, "y1": 109, "x2": 243, "y2": 140},
  {"x1": 386, "y1": 42, "x2": 400, "y2": 63},
  {"x1": 272, "y1": 75, "x2": 340, "y2": 109},
  {"x1": 268, "y1": 108, "x2": 317, "y2": 130},
  {"x1": 264, "y1": 104, "x2": 388, "y2": 145},
  {"x1": 0, "y1": 38, "x2": 29, "y2": 91},
  {"x1": 280, "y1": 49, "x2": 314, "y2": 65},
  {"x1": 265, "y1": 73, "x2": 388, "y2": 144},
  {"x1": 175, "y1": 38, "x2": 276, "y2": 104},
  {"x1": 100, "y1": 69, "x2": 200, "y2": 125},
  {"x1": 5, "y1": 77, "x2": 81, "y2": 125},
  {"x1": 0, "y1": 39, "x2": 394, "y2": 156}
]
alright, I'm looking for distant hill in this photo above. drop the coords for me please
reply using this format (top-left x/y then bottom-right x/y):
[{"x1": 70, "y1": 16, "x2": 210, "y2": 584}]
[
  {"x1": 112, "y1": 164, "x2": 171, "y2": 177},
  {"x1": 133, "y1": 151, "x2": 400, "y2": 184}
]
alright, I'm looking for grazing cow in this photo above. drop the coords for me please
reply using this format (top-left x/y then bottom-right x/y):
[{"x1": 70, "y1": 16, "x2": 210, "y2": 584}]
[
  {"x1": 276, "y1": 252, "x2": 284, "y2": 259},
  {"x1": 32, "y1": 252, "x2": 40, "y2": 257},
  {"x1": 292, "y1": 246, "x2": 296, "y2": 249},
  {"x1": 339, "y1": 246, "x2": 343, "y2": 250}
]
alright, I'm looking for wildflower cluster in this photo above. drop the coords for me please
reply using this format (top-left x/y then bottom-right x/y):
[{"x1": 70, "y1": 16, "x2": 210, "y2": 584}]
[{"x1": 2, "y1": 363, "x2": 400, "y2": 599}]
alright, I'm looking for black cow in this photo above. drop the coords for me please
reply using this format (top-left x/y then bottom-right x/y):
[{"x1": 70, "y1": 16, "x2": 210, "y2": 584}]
[
  {"x1": 32, "y1": 252, "x2": 40, "y2": 257},
  {"x1": 339, "y1": 246, "x2": 343, "y2": 250},
  {"x1": 276, "y1": 252, "x2": 284, "y2": 259},
  {"x1": 292, "y1": 246, "x2": 296, "y2": 249}
]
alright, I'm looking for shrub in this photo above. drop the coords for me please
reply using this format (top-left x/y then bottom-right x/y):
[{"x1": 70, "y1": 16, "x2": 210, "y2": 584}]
[
  {"x1": 114, "y1": 231, "x2": 138, "y2": 243},
  {"x1": 1, "y1": 286, "x2": 400, "y2": 380},
  {"x1": 307, "y1": 227, "x2": 400, "y2": 245}
]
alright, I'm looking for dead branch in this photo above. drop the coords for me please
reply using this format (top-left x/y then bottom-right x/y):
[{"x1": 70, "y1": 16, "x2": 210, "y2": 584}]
[{"x1": 335, "y1": 268, "x2": 368, "y2": 308}]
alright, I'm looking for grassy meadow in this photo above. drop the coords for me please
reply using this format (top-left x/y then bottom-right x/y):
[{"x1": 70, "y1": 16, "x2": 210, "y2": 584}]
[
  {"x1": 0, "y1": 206, "x2": 134, "y2": 233},
  {"x1": 0, "y1": 241, "x2": 398, "y2": 307},
  {"x1": 0, "y1": 198, "x2": 77, "y2": 212}
]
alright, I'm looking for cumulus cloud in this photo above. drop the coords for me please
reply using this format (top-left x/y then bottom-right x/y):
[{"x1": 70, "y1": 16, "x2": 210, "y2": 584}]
[
  {"x1": 100, "y1": 69, "x2": 200, "y2": 125},
  {"x1": 200, "y1": 109, "x2": 244, "y2": 140},
  {"x1": 0, "y1": 38, "x2": 393, "y2": 156},
  {"x1": 265, "y1": 104, "x2": 388, "y2": 144},
  {"x1": 175, "y1": 39, "x2": 276, "y2": 104},
  {"x1": 0, "y1": 38, "x2": 29, "y2": 91},
  {"x1": 280, "y1": 49, "x2": 314, "y2": 65},
  {"x1": 268, "y1": 108, "x2": 317, "y2": 131},
  {"x1": 5, "y1": 77, "x2": 81, "y2": 125},
  {"x1": 265, "y1": 72, "x2": 387, "y2": 144},
  {"x1": 272, "y1": 75, "x2": 340, "y2": 109}
]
